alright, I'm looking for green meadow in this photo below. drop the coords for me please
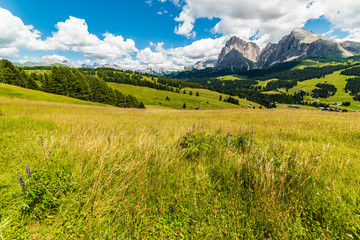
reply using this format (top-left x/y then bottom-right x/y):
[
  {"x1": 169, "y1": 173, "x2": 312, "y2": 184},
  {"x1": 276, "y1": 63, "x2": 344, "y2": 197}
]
[
  {"x1": 0, "y1": 94, "x2": 359, "y2": 239},
  {"x1": 288, "y1": 71, "x2": 360, "y2": 110},
  {"x1": 0, "y1": 83, "x2": 110, "y2": 107},
  {"x1": 108, "y1": 82, "x2": 260, "y2": 110}
]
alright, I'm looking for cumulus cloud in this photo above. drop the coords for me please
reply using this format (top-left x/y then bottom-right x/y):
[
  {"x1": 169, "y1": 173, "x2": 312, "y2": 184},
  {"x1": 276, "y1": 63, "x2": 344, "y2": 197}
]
[
  {"x1": 126, "y1": 37, "x2": 226, "y2": 70},
  {"x1": 168, "y1": 0, "x2": 360, "y2": 45},
  {"x1": 44, "y1": 17, "x2": 138, "y2": 59},
  {"x1": 0, "y1": 7, "x2": 45, "y2": 57},
  {"x1": 0, "y1": 47, "x2": 19, "y2": 58},
  {"x1": 174, "y1": 6, "x2": 196, "y2": 38},
  {"x1": 0, "y1": 8, "x2": 138, "y2": 60}
]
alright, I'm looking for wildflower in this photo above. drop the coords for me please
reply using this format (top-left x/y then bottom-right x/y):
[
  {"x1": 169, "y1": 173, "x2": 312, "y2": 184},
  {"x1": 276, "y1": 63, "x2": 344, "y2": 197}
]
[
  {"x1": 16, "y1": 173, "x2": 26, "y2": 190},
  {"x1": 316, "y1": 193, "x2": 320, "y2": 196},
  {"x1": 193, "y1": 124, "x2": 196, "y2": 130},
  {"x1": 39, "y1": 136, "x2": 45, "y2": 150},
  {"x1": 49, "y1": 150, "x2": 52, "y2": 155},
  {"x1": 346, "y1": 233, "x2": 354, "y2": 239},
  {"x1": 26, "y1": 165, "x2": 31, "y2": 178},
  {"x1": 326, "y1": 186, "x2": 331, "y2": 191},
  {"x1": 227, "y1": 132, "x2": 230, "y2": 137}
]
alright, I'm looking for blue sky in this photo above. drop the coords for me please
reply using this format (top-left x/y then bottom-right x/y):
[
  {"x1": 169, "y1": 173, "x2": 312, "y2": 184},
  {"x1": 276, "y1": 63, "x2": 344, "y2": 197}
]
[{"x1": 0, "y1": 0, "x2": 359, "y2": 70}]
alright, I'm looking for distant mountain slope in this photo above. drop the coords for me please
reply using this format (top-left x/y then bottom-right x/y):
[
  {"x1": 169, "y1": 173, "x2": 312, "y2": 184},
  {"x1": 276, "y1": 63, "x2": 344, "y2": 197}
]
[
  {"x1": 257, "y1": 28, "x2": 338, "y2": 67},
  {"x1": 193, "y1": 59, "x2": 218, "y2": 70},
  {"x1": 186, "y1": 28, "x2": 360, "y2": 76}
]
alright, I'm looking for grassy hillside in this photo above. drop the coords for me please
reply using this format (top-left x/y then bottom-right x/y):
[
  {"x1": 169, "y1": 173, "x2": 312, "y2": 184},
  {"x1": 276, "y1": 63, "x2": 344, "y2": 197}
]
[
  {"x1": 0, "y1": 83, "x2": 111, "y2": 107},
  {"x1": 108, "y1": 82, "x2": 261, "y2": 110},
  {"x1": 1, "y1": 97, "x2": 359, "y2": 238},
  {"x1": 288, "y1": 70, "x2": 360, "y2": 110}
]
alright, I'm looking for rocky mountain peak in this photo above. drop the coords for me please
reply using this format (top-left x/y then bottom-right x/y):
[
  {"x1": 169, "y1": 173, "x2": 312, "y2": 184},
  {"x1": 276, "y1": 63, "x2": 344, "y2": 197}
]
[
  {"x1": 289, "y1": 27, "x2": 324, "y2": 44},
  {"x1": 201, "y1": 28, "x2": 360, "y2": 73},
  {"x1": 216, "y1": 37, "x2": 260, "y2": 71},
  {"x1": 219, "y1": 36, "x2": 261, "y2": 62}
]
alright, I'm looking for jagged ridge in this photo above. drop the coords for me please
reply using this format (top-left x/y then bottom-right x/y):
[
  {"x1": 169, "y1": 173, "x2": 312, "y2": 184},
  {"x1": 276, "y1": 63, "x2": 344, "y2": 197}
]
[{"x1": 208, "y1": 28, "x2": 360, "y2": 72}]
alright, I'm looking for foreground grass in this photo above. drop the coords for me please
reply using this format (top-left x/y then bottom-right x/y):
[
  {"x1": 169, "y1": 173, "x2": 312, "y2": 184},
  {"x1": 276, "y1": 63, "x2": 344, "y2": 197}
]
[{"x1": 0, "y1": 97, "x2": 360, "y2": 239}]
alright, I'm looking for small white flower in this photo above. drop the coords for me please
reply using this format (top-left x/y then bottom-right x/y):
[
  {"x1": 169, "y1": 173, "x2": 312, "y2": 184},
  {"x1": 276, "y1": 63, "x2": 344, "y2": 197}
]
[
  {"x1": 346, "y1": 233, "x2": 354, "y2": 239},
  {"x1": 316, "y1": 193, "x2": 320, "y2": 196},
  {"x1": 326, "y1": 186, "x2": 331, "y2": 191}
]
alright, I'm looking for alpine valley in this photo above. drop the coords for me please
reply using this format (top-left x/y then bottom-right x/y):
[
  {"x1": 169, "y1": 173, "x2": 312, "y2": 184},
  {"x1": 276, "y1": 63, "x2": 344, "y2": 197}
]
[{"x1": 2, "y1": 4, "x2": 360, "y2": 239}]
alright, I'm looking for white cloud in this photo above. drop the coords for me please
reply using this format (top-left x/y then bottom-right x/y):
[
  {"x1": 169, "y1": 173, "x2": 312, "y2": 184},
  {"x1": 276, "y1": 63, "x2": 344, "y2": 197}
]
[
  {"x1": 0, "y1": 47, "x2": 19, "y2": 58},
  {"x1": 0, "y1": 9, "x2": 138, "y2": 60},
  {"x1": 0, "y1": 7, "x2": 45, "y2": 57},
  {"x1": 126, "y1": 37, "x2": 226, "y2": 70},
  {"x1": 168, "y1": 0, "x2": 360, "y2": 45},
  {"x1": 19, "y1": 56, "x2": 41, "y2": 64},
  {"x1": 45, "y1": 17, "x2": 138, "y2": 59},
  {"x1": 174, "y1": 6, "x2": 196, "y2": 38}
]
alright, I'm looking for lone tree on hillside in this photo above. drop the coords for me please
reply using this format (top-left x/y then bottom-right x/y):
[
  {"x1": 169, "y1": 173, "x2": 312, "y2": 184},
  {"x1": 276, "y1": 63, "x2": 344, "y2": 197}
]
[
  {"x1": 189, "y1": 91, "x2": 193, "y2": 96},
  {"x1": 196, "y1": 91, "x2": 199, "y2": 97},
  {"x1": 182, "y1": 103, "x2": 186, "y2": 109}
]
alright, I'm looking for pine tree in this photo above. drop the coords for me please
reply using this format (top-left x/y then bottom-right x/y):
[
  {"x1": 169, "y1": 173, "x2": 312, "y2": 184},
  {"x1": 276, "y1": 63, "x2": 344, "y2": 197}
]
[
  {"x1": 196, "y1": 91, "x2": 199, "y2": 97},
  {"x1": 189, "y1": 91, "x2": 193, "y2": 96},
  {"x1": 182, "y1": 103, "x2": 186, "y2": 109},
  {"x1": 139, "y1": 102, "x2": 146, "y2": 109},
  {"x1": 0, "y1": 59, "x2": 26, "y2": 87},
  {"x1": 21, "y1": 70, "x2": 39, "y2": 90}
]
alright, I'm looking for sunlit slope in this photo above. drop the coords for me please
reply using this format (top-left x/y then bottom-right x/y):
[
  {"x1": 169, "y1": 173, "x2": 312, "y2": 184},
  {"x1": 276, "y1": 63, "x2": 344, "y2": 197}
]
[
  {"x1": 0, "y1": 83, "x2": 111, "y2": 107},
  {"x1": 107, "y1": 82, "x2": 261, "y2": 109},
  {"x1": 288, "y1": 71, "x2": 360, "y2": 110}
]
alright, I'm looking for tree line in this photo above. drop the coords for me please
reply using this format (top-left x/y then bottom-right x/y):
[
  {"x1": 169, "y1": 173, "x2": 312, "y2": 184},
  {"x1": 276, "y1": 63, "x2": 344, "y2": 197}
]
[
  {"x1": 0, "y1": 59, "x2": 40, "y2": 90},
  {"x1": 0, "y1": 60, "x2": 144, "y2": 108},
  {"x1": 311, "y1": 83, "x2": 337, "y2": 98},
  {"x1": 79, "y1": 68, "x2": 202, "y2": 93},
  {"x1": 341, "y1": 66, "x2": 360, "y2": 77}
]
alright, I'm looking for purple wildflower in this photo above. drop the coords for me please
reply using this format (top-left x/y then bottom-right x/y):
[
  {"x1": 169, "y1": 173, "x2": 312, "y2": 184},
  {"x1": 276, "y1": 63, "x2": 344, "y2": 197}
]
[
  {"x1": 49, "y1": 150, "x2": 52, "y2": 155},
  {"x1": 227, "y1": 132, "x2": 230, "y2": 137},
  {"x1": 26, "y1": 165, "x2": 31, "y2": 178},
  {"x1": 16, "y1": 173, "x2": 26, "y2": 190}
]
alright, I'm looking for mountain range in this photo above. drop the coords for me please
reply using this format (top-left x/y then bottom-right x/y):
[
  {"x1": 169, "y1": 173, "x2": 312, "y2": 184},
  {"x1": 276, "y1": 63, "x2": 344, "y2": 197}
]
[{"x1": 193, "y1": 28, "x2": 360, "y2": 72}]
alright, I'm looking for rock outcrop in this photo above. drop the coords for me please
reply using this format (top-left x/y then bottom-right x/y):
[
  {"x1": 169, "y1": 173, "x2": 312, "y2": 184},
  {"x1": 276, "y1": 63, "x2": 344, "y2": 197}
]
[
  {"x1": 193, "y1": 59, "x2": 218, "y2": 70},
  {"x1": 199, "y1": 28, "x2": 360, "y2": 72},
  {"x1": 216, "y1": 36, "x2": 260, "y2": 71},
  {"x1": 256, "y1": 28, "x2": 342, "y2": 67}
]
